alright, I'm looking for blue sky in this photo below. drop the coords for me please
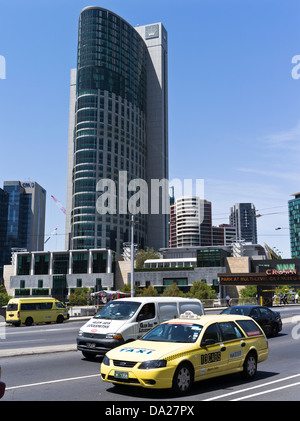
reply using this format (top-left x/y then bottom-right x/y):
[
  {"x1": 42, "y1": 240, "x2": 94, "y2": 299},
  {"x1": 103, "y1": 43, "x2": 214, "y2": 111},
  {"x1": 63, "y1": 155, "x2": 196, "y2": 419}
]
[{"x1": 0, "y1": 0, "x2": 299, "y2": 257}]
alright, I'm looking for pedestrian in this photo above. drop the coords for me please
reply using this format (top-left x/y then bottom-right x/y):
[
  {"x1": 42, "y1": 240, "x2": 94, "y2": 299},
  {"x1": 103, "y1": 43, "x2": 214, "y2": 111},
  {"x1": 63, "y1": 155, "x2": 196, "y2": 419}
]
[
  {"x1": 295, "y1": 293, "x2": 299, "y2": 304},
  {"x1": 226, "y1": 295, "x2": 230, "y2": 307}
]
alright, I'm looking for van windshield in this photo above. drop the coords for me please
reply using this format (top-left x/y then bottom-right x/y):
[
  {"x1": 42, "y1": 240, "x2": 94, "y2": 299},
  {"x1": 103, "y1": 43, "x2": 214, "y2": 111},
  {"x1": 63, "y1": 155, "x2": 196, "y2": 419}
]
[{"x1": 94, "y1": 301, "x2": 141, "y2": 320}]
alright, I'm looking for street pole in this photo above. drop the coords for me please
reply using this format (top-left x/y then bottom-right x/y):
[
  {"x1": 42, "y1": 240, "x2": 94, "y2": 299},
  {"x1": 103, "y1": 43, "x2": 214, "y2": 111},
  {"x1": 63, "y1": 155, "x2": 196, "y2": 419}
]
[{"x1": 131, "y1": 215, "x2": 135, "y2": 297}]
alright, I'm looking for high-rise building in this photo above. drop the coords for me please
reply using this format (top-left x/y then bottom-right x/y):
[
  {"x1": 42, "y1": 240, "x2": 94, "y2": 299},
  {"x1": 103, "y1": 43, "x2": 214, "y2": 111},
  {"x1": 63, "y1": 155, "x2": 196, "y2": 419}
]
[
  {"x1": 0, "y1": 188, "x2": 9, "y2": 274},
  {"x1": 212, "y1": 224, "x2": 236, "y2": 246},
  {"x1": 170, "y1": 197, "x2": 212, "y2": 247},
  {"x1": 66, "y1": 7, "x2": 168, "y2": 253},
  {"x1": 0, "y1": 181, "x2": 46, "y2": 271},
  {"x1": 289, "y1": 192, "x2": 300, "y2": 258},
  {"x1": 230, "y1": 203, "x2": 257, "y2": 244}
]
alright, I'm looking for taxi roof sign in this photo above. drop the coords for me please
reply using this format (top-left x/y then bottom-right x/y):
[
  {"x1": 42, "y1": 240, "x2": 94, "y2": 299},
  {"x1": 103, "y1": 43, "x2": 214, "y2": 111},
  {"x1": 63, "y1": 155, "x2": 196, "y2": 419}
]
[{"x1": 179, "y1": 311, "x2": 200, "y2": 319}]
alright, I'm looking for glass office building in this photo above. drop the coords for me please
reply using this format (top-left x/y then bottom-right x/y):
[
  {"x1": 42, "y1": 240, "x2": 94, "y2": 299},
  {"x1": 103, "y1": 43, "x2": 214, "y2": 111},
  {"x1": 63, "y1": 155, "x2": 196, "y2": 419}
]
[
  {"x1": 230, "y1": 203, "x2": 257, "y2": 244},
  {"x1": 66, "y1": 7, "x2": 168, "y2": 253},
  {"x1": 0, "y1": 181, "x2": 46, "y2": 273},
  {"x1": 289, "y1": 192, "x2": 300, "y2": 258}
]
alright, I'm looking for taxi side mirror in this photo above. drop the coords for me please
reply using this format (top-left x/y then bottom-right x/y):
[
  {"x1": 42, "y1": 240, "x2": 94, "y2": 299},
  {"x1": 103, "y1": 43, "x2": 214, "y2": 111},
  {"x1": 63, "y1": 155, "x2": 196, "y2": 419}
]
[{"x1": 201, "y1": 338, "x2": 216, "y2": 347}]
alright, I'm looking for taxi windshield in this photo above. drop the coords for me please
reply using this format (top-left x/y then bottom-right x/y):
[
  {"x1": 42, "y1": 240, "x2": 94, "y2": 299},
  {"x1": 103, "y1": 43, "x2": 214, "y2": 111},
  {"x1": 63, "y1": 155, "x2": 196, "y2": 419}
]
[
  {"x1": 141, "y1": 322, "x2": 203, "y2": 343},
  {"x1": 94, "y1": 301, "x2": 141, "y2": 320}
]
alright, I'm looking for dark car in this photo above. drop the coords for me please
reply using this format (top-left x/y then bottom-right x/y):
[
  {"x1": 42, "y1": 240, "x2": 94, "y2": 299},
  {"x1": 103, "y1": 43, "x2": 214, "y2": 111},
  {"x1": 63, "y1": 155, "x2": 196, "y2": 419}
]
[
  {"x1": 220, "y1": 305, "x2": 282, "y2": 337},
  {"x1": 0, "y1": 366, "x2": 5, "y2": 399}
]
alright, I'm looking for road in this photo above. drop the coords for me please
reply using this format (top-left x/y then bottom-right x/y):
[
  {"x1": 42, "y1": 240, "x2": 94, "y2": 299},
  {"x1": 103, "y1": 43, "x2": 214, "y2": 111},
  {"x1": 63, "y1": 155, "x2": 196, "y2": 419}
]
[
  {"x1": 0, "y1": 319, "x2": 83, "y2": 356},
  {"x1": 1, "y1": 306, "x2": 300, "y2": 402}
]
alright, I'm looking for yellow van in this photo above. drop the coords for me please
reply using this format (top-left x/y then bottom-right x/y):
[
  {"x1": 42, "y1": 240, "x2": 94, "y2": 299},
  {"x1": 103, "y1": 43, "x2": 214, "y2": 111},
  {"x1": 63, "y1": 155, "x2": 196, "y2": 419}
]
[{"x1": 6, "y1": 297, "x2": 69, "y2": 326}]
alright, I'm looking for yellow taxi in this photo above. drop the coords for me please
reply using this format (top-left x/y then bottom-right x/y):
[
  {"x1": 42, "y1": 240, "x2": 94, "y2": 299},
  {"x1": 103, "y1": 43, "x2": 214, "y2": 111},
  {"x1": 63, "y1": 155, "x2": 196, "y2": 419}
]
[{"x1": 100, "y1": 311, "x2": 269, "y2": 394}]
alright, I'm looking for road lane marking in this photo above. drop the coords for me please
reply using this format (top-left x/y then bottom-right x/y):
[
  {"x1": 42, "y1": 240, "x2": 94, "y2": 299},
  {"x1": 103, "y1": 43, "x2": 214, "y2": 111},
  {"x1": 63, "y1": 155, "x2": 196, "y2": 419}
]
[
  {"x1": 6, "y1": 374, "x2": 99, "y2": 390},
  {"x1": 0, "y1": 344, "x2": 77, "y2": 357},
  {"x1": 232, "y1": 381, "x2": 300, "y2": 401},
  {"x1": 4, "y1": 327, "x2": 79, "y2": 335},
  {"x1": 2, "y1": 339, "x2": 47, "y2": 344},
  {"x1": 203, "y1": 373, "x2": 300, "y2": 401}
]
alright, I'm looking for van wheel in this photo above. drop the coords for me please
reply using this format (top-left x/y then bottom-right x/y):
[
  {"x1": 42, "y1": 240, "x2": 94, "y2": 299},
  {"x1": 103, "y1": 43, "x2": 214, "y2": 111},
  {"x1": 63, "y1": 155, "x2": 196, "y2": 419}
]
[
  {"x1": 82, "y1": 351, "x2": 96, "y2": 360},
  {"x1": 56, "y1": 315, "x2": 64, "y2": 324},
  {"x1": 25, "y1": 317, "x2": 33, "y2": 326},
  {"x1": 172, "y1": 363, "x2": 193, "y2": 395}
]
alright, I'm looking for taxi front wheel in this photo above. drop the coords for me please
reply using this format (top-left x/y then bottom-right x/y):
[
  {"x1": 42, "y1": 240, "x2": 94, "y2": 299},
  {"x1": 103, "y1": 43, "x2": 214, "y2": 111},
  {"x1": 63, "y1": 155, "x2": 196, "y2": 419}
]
[
  {"x1": 172, "y1": 363, "x2": 194, "y2": 395},
  {"x1": 242, "y1": 352, "x2": 257, "y2": 379}
]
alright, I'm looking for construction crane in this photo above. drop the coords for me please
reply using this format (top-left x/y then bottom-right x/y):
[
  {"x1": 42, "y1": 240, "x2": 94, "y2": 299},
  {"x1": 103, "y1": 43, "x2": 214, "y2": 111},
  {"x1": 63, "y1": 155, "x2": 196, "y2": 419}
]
[
  {"x1": 51, "y1": 195, "x2": 66, "y2": 215},
  {"x1": 44, "y1": 227, "x2": 58, "y2": 244}
]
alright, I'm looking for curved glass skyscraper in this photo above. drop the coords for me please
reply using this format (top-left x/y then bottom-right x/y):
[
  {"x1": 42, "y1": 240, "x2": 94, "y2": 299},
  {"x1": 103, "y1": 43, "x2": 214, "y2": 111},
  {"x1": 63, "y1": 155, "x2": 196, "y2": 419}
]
[{"x1": 66, "y1": 7, "x2": 168, "y2": 253}]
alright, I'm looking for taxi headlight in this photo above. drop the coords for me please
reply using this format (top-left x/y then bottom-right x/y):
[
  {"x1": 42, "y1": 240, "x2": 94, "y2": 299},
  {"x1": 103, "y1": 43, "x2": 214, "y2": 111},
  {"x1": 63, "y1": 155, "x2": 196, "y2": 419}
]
[
  {"x1": 102, "y1": 355, "x2": 110, "y2": 366},
  {"x1": 138, "y1": 360, "x2": 167, "y2": 370}
]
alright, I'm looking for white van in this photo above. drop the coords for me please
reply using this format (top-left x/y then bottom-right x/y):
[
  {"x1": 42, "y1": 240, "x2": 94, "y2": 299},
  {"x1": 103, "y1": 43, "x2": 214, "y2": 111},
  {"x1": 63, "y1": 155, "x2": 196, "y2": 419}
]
[{"x1": 77, "y1": 297, "x2": 205, "y2": 359}]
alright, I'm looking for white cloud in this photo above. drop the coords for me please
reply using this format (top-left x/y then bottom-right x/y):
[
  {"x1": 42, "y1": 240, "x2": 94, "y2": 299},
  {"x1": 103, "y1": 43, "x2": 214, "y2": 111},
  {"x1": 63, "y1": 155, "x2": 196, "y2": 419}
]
[
  {"x1": 236, "y1": 167, "x2": 300, "y2": 182},
  {"x1": 263, "y1": 121, "x2": 300, "y2": 149}
]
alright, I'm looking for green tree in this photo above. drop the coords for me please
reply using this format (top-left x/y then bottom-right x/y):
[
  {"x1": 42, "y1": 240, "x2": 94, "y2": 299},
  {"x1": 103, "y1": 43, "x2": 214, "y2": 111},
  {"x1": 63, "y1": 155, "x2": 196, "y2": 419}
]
[
  {"x1": 162, "y1": 283, "x2": 184, "y2": 297},
  {"x1": 69, "y1": 287, "x2": 91, "y2": 306},
  {"x1": 0, "y1": 285, "x2": 11, "y2": 307},
  {"x1": 121, "y1": 283, "x2": 131, "y2": 294},
  {"x1": 185, "y1": 281, "x2": 216, "y2": 300},
  {"x1": 139, "y1": 285, "x2": 158, "y2": 297},
  {"x1": 240, "y1": 285, "x2": 257, "y2": 298},
  {"x1": 135, "y1": 247, "x2": 160, "y2": 269}
]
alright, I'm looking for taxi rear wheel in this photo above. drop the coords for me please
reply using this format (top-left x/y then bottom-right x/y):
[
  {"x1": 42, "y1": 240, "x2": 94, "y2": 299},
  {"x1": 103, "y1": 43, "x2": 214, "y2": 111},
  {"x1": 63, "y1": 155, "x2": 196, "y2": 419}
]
[
  {"x1": 172, "y1": 363, "x2": 194, "y2": 395},
  {"x1": 242, "y1": 352, "x2": 257, "y2": 379}
]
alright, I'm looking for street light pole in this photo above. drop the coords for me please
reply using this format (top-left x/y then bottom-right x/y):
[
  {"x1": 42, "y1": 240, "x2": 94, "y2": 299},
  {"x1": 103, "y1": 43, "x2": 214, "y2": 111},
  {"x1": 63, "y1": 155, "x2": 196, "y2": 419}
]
[{"x1": 130, "y1": 215, "x2": 135, "y2": 297}]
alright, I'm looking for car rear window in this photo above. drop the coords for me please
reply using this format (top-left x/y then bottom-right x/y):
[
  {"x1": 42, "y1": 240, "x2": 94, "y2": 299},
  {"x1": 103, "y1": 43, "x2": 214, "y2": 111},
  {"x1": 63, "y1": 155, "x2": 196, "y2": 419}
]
[{"x1": 236, "y1": 320, "x2": 264, "y2": 337}]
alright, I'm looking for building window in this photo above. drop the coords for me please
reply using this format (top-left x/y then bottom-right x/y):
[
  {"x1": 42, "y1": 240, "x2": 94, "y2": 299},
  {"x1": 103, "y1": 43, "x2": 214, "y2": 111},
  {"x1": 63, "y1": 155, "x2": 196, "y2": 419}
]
[
  {"x1": 53, "y1": 254, "x2": 69, "y2": 275},
  {"x1": 72, "y1": 253, "x2": 88, "y2": 274},
  {"x1": 35, "y1": 254, "x2": 49, "y2": 275},
  {"x1": 17, "y1": 255, "x2": 31, "y2": 276}
]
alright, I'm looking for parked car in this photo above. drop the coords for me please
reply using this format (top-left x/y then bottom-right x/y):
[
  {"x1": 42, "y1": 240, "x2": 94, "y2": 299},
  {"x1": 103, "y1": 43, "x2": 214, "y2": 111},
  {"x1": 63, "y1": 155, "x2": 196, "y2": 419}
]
[{"x1": 220, "y1": 305, "x2": 282, "y2": 337}]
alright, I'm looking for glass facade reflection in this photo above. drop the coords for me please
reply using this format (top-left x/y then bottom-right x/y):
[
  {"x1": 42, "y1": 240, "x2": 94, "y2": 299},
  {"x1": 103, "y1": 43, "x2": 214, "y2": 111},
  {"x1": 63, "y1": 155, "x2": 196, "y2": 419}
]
[
  {"x1": 71, "y1": 7, "x2": 148, "y2": 252},
  {"x1": 66, "y1": 7, "x2": 168, "y2": 253},
  {"x1": 289, "y1": 193, "x2": 300, "y2": 258}
]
